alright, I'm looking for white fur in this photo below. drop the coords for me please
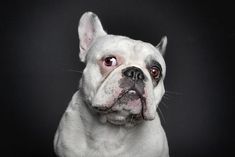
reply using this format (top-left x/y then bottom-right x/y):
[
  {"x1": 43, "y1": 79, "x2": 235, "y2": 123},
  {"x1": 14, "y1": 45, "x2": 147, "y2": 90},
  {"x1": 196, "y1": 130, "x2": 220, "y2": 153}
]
[
  {"x1": 54, "y1": 92, "x2": 169, "y2": 157},
  {"x1": 54, "y1": 12, "x2": 169, "y2": 157}
]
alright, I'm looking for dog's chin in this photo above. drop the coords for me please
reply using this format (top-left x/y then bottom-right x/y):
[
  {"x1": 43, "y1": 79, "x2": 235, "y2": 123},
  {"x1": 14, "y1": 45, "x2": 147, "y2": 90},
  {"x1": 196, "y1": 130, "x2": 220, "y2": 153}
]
[
  {"x1": 106, "y1": 111, "x2": 143, "y2": 126},
  {"x1": 106, "y1": 111, "x2": 129, "y2": 125}
]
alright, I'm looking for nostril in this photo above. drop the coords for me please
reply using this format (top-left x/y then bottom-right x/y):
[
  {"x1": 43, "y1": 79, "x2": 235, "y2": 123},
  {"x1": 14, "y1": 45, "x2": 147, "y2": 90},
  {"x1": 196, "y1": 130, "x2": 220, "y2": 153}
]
[
  {"x1": 122, "y1": 66, "x2": 145, "y2": 81},
  {"x1": 137, "y1": 72, "x2": 144, "y2": 80},
  {"x1": 128, "y1": 71, "x2": 134, "y2": 77}
]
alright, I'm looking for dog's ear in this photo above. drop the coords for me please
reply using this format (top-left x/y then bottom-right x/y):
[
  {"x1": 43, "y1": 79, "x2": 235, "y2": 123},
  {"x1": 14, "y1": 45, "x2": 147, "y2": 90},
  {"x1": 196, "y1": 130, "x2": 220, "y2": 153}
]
[
  {"x1": 156, "y1": 36, "x2": 167, "y2": 56},
  {"x1": 78, "y1": 12, "x2": 107, "y2": 62}
]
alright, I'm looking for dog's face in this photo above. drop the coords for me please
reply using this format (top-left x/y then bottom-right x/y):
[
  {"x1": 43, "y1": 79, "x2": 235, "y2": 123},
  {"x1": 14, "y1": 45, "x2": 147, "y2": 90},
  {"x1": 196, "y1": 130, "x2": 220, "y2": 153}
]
[{"x1": 78, "y1": 12, "x2": 167, "y2": 127}]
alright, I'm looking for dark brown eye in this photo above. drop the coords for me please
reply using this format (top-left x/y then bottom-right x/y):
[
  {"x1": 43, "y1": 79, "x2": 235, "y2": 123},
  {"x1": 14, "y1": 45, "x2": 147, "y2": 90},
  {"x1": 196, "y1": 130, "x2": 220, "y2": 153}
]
[
  {"x1": 104, "y1": 56, "x2": 117, "y2": 67},
  {"x1": 150, "y1": 67, "x2": 160, "y2": 79}
]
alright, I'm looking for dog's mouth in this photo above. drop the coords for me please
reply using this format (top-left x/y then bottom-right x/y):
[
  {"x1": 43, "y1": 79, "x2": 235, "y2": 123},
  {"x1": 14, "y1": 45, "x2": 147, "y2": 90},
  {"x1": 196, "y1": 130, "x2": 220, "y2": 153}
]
[
  {"x1": 112, "y1": 89, "x2": 144, "y2": 113},
  {"x1": 93, "y1": 88, "x2": 145, "y2": 111},
  {"x1": 92, "y1": 88, "x2": 146, "y2": 125}
]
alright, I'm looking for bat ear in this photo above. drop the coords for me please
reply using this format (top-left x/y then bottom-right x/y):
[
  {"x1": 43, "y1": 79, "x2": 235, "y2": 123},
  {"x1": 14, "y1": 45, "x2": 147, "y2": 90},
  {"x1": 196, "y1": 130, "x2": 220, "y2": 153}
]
[
  {"x1": 78, "y1": 12, "x2": 107, "y2": 62},
  {"x1": 156, "y1": 36, "x2": 167, "y2": 56}
]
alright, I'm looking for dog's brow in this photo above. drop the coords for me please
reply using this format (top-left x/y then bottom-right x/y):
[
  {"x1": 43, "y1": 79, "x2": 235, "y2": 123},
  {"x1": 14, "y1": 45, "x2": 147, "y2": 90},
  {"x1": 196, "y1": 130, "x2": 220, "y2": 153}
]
[
  {"x1": 145, "y1": 58, "x2": 162, "y2": 70},
  {"x1": 149, "y1": 60, "x2": 162, "y2": 71}
]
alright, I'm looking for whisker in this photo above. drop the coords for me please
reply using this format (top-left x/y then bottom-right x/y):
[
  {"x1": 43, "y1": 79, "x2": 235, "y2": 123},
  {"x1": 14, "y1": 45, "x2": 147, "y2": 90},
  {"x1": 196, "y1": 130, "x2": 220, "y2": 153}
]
[
  {"x1": 163, "y1": 93, "x2": 175, "y2": 99},
  {"x1": 165, "y1": 90, "x2": 183, "y2": 96},
  {"x1": 163, "y1": 94, "x2": 170, "y2": 100},
  {"x1": 160, "y1": 100, "x2": 168, "y2": 108},
  {"x1": 66, "y1": 69, "x2": 83, "y2": 74},
  {"x1": 157, "y1": 106, "x2": 166, "y2": 123}
]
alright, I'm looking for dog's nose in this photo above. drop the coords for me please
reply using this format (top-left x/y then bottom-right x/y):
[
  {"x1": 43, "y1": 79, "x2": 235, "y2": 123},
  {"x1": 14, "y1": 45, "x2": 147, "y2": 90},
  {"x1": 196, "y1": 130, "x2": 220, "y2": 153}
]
[{"x1": 122, "y1": 66, "x2": 145, "y2": 81}]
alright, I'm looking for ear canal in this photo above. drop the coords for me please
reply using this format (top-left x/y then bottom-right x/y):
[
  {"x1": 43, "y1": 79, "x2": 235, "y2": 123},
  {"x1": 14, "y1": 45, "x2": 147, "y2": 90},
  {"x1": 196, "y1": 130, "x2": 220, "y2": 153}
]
[
  {"x1": 78, "y1": 12, "x2": 107, "y2": 62},
  {"x1": 156, "y1": 36, "x2": 167, "y2": 56}
]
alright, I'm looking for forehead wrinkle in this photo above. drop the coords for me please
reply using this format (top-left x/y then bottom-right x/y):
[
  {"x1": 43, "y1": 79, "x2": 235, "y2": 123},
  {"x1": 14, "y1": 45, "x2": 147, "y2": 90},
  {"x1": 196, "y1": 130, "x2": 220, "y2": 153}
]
[
  {"x1": 95, "y1": 38, "x2": 136, "y2": 61},
  {"x1": 89, "y1": 39, "x2": 134, "y2": 61},
  {"x1": 131, "y1": 41, "x2": 156, "y2": 62}
]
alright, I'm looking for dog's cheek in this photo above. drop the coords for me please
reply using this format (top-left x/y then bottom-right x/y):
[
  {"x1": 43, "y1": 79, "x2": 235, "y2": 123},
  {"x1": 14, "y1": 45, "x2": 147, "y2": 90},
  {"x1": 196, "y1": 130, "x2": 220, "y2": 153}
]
[
  {"x1": 81, "y1": 65, "x2": 103, "y2": 99},
  {"x1": 143, "y1": 86, "x2": 155, "y2": 120},
  {"x1": 91, "y1": 73, "x2": 123, "y2": 108},
  {"x1": 153, "y1": 81, "x2": 165, "y2": 108}
]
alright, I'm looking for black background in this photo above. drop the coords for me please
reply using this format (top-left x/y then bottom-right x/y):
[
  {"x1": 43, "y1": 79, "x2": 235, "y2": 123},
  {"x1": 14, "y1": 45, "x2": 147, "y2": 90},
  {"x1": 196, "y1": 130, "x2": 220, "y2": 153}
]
[{"x1": 1, "y1": 0, "x2": 234, "y2": 156}]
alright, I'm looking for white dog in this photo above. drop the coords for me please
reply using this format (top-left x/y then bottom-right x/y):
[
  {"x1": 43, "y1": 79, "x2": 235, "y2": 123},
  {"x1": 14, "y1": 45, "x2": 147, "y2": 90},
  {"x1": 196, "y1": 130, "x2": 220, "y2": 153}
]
[{"x1": 54, "y1": 12, "x2": 169, "y2": 157}]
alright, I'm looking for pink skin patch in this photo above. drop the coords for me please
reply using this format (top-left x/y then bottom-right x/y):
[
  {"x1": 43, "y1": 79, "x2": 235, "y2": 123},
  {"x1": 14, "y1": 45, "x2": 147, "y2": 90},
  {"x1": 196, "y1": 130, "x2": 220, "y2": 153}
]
[
  {"x1": 125, "y1": 98, "x2": 142, "y2": 114},
  {"x1": 98, "y1": 55, "x2": 124, "y2": 76}
]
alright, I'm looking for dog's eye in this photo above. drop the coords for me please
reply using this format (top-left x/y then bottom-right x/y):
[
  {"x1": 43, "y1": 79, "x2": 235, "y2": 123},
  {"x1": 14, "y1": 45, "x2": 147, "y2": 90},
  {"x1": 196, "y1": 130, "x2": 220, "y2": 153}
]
[
  {"x1": 150, "y1": 66, "x2": 160, "y2": 79},
  {"x1": 104, "y1": 56, "x2": 117, "y2": 66}
]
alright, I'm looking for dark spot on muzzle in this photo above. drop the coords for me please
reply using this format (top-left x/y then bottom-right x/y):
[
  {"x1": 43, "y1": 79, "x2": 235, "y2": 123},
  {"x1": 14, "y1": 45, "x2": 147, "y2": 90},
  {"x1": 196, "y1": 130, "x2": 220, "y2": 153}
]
[{"x1": 119, "y1": 66, "x2": 146, "y2": 96}]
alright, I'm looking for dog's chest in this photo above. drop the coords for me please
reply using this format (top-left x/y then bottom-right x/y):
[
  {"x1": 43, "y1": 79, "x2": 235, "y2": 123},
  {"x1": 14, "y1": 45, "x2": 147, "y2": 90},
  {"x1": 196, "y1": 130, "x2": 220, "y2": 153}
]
[
  {"x1": 85, "y1": 125, "x2": 131, "y2": 155},
  {"x1": 83, "y1": 122, "x2": 163, "y2": 157}
]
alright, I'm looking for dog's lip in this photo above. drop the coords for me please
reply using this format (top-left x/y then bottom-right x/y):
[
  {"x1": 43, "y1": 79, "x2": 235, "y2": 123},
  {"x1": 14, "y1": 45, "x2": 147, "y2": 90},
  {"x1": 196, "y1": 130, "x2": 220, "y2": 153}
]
[
  {"x1": 125, "y1": 88, "x2": 143, "y2": 98},
  {"x1": 92, "y1": 106, "x2": 111, "y2": 112},
  {"x1": 107, "y1": 118, "x2": 126, "y2": 125},
  {"x1": 115, "y1": 89, "x2": 146, "y2": 119},
  {"x1": 92, "y1": 88, "x2": 146, "y2": 118},
  {"x1": 125, "y1": 88, "x2": 146, "y2": 120}
]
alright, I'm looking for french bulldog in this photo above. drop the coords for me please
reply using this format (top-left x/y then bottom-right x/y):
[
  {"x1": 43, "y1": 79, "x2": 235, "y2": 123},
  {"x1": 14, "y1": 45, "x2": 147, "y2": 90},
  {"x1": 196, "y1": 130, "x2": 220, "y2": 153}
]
[{"x1": 54, "y1": 12, "x2": 169, "y2": 157}]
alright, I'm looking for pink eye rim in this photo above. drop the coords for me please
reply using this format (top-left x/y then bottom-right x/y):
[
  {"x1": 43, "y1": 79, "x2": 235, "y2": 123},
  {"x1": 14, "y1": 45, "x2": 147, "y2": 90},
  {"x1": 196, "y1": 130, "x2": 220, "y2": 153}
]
[
  {"x1": 103, "y1": 56, "x2": 117, "y2": 67},
  {"x1": 150, "y1": 66, "x2": 160, "y2": 79}
]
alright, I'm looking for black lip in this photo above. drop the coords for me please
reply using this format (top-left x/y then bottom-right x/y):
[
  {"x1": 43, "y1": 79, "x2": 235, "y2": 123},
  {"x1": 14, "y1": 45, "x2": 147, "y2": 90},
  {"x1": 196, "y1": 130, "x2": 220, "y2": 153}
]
[{"x1": 92, "y1": 106, "x2": 111, "y2": 112}]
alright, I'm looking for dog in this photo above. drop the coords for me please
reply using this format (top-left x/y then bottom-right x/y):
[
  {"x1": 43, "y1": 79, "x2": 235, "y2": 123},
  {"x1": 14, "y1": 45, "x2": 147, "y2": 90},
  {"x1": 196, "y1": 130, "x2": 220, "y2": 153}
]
[{"x1": 54, "y1": 12, "x2": 169, "y2": 157}]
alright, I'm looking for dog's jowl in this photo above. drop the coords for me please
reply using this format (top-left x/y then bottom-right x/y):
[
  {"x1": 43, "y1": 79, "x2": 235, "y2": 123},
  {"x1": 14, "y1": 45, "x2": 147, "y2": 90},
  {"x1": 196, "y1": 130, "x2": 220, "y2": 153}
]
[{"x1": 54, "y1": 12, "x2": 169, "y2": 157}]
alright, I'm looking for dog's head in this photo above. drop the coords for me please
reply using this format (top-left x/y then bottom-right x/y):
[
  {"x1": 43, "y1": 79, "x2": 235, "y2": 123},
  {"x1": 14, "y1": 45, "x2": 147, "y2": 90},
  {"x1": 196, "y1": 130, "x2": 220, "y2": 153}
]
[{"x1": 78, "y1": 12, "x2": 167, "y2": 126}]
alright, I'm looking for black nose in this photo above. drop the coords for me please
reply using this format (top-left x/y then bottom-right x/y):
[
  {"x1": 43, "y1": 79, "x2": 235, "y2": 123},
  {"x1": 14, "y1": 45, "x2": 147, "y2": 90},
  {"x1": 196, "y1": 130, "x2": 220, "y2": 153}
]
[{"x1": 122, "y1": 66, "x2": 145, "y2": 81}]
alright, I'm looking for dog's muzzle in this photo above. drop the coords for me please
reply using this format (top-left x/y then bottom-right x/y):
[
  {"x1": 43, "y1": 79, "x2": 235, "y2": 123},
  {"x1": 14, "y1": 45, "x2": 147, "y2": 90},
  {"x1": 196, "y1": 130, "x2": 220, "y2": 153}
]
[{"x1": 92, "y1": 66, "x2": 148, "y2": 124}]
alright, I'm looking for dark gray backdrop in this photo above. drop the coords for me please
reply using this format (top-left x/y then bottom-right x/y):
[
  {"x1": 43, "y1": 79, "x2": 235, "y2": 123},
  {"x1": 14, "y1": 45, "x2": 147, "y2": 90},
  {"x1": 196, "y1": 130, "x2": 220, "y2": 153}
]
[{"x1": 2, "y1": 0, "x2": 234, "y2": 156}]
